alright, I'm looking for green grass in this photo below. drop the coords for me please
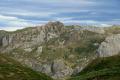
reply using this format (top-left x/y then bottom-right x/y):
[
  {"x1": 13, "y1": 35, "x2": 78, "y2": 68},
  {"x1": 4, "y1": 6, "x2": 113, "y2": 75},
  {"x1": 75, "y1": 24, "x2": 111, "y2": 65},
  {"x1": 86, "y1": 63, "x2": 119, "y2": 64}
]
[
  {"x1": 68, "y1": 55, "x2": 120, "y2": 80},
  {"x1": 0, "y1": 54, "x2": 53, "y2": 80}
]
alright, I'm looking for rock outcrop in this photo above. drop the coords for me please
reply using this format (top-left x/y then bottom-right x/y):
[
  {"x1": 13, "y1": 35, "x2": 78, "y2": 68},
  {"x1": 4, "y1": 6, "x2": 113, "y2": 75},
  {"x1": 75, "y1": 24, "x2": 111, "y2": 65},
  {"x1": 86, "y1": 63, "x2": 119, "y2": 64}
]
[
  {"x1": 98, "y1": 34, "x2": 120, "y2": 57},
  {"x1": 52, "y1": 59, "x2": 73, "y2": 79},
  {"x1": 0, "y1": 21, "x2": 64, "y2": 52}
]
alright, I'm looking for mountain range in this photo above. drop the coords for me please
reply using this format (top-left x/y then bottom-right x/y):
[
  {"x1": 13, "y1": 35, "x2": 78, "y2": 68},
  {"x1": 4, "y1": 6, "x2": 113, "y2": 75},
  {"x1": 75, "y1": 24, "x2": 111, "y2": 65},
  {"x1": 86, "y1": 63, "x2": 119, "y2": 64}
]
[{"x1": 0, "y1": 21, "x2": 120, "y2": 80}]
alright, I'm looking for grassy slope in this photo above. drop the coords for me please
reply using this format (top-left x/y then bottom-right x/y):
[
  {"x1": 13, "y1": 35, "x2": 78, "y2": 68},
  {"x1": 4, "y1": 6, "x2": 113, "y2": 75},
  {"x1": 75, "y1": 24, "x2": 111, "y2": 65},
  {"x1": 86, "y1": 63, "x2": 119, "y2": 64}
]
[
  {"x1": 0, "y1": 54, "x2": 53, "y2": 80},
  {"x1": 68, "y1": 55, "x2": 120, "y2": 80}
]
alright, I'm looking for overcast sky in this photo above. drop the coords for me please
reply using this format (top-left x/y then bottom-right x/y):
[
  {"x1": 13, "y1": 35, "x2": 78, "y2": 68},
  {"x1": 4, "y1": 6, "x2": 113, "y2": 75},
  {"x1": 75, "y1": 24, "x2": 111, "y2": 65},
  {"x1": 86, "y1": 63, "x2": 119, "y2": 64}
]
[{"x1": 0, "y1": 0, "x2": 120, "y2": 31}]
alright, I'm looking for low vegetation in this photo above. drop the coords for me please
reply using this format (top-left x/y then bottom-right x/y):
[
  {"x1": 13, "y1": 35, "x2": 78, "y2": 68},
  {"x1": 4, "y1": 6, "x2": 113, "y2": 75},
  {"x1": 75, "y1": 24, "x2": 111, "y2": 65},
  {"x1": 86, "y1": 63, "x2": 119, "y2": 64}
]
[
  {"x1": 0, "y1": 54, "x2": 53, "y2": 80},
  {"x1": 68, "y1": 55, "x2": 120, "y2": 80}
]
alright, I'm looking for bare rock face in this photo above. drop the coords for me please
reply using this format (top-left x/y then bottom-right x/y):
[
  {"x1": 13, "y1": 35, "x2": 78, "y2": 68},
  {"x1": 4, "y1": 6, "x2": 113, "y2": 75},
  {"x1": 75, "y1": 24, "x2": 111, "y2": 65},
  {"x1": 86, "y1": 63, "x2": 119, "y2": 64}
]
[
  {"x1": 24, "y1": 48, "x2": 32, "y2": 52},
  {"x1": 41, "y1": 64, "x2": 52, "y2": 75},
  {"x1": 45, "y1": 21, "x2": 64, "y2": 32},
  {"x1": 44, "y1": 21, "x2": 65, "y2": 41},
  {"x1": 0, "y1": 21, "x2": 64, "y2": 53},
  {"x1": 25, "y1": 59, "x2": 73, "y2": 79},
  {"x1": 98, "y1": 34, "x2": 120, "y2": 57},
  {"x1": 2, "y1": 36, "x2": 9, "y2": 47},
  {"x1": 36, "y1": 46, "x2": 43, "y2": 56},
  {"x1": 52, "y1": 59, "x2": 73, "y2": 79}
]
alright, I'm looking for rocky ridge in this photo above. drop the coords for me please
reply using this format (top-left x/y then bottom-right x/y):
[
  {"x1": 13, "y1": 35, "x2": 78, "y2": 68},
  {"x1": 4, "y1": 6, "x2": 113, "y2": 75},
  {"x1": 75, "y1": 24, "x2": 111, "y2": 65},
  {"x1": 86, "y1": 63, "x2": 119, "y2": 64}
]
[{"x1": 0, "y1": 21, "x2": 120, "y2": 80}]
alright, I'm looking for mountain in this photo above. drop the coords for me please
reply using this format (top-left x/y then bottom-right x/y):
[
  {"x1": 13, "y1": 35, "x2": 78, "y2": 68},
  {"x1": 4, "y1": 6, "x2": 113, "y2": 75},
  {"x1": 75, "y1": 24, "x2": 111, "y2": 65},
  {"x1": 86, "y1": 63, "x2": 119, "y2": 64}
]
[
  {"x1": 68, "y1": 55, "x2": 120, "y2": 80},
  {"x1": 0, "y1": 21, "x2": 120, "y2": 80},
  {"x1": 0, "y1": 54, "x2": 53, "y2": 80}
]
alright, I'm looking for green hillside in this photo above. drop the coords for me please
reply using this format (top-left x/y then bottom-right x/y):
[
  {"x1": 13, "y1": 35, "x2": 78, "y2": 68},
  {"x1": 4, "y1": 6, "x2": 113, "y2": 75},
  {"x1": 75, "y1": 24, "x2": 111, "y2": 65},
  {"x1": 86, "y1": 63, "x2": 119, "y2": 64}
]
[
  {"x1": 68, "y1": 55, "x2": 120, "y2": 80},
  {"x1": 0, "y1": 54, "x2": 53, "y2": 80}
]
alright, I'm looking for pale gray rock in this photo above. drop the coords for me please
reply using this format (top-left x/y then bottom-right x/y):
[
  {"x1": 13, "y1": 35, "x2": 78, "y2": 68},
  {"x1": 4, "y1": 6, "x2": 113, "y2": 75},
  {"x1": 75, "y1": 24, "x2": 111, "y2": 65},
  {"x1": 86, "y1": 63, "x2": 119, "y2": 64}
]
[
  {"x1": 0, "y1": 21, "x2": 64, "y2": 53},
  {"x1": 52, "y1": 59, "x2": 73, "y2": 79},
  {"x1": 37, "y1": 46, "x2": 43, "y2": 53},
  {"x1": 98, "y1": 34, "x2": 120, "y2": 57},
  {"x1": 41, "y1": 64, "x2": 52, "y2": 75},
  {"x1": 24, "y1": 48, "x2": 32, "y2": 52},
  {"x1": 72, "y1": 66, "x2": 84, "y2": 75},
  {"x1": 2, "y1": 36, "x2": 9, "y2": 47}
]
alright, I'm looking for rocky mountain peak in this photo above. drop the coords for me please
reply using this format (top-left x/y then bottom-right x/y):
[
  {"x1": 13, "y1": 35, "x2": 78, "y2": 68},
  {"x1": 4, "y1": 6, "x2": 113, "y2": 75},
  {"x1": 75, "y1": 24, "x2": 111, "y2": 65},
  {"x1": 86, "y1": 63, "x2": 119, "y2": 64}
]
[
  {"x1": 44, "y1": 21, "x2": 64, "y2": 33},
  {"x1": 45, "y1": 21, "x2": 64, "y2": 27}
]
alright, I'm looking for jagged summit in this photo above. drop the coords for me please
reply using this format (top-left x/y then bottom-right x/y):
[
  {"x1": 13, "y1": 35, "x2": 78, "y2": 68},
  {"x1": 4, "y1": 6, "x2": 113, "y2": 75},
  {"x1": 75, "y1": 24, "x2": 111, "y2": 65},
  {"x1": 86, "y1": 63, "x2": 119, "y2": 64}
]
[
  {"x1": 44, "y1": 21, "x2": 64, "y2": 33},
  {"x1": 45, "y1": 21, "x2": 64, "y2": 27}
]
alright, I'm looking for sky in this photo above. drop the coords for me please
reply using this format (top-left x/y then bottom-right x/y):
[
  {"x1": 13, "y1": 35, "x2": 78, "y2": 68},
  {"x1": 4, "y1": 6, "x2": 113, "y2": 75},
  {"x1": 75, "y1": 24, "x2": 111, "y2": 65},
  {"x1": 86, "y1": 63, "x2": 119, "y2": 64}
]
[{"x1": 0, "y1": 0, "x2": 120, "y2": 31}]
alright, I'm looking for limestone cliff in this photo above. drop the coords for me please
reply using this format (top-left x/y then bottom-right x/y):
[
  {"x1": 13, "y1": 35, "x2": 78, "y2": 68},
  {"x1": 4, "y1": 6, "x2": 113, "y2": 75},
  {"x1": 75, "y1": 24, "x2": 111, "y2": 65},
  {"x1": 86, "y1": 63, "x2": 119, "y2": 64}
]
[
  {"x1": 0, "y1": 22, "x2": 120, "y2": 80},
  {"x1": 98, "y1": 34, "x2": 120, "y2": 57}
]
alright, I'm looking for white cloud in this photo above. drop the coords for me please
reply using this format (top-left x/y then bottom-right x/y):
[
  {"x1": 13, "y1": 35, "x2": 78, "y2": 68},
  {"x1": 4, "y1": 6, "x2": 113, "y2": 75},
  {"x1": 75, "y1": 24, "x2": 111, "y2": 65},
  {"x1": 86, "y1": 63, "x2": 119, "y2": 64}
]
[
  {"x1": 0, "y1": 14, "x2": 35, "y2": 31},
  {"x1": 55, "y1": 17, "x2": 73, "y2": 21},
  {"x1": 99, "y1": 24, "x2": 112, "y2": 27},
  {"x1": 7, "y1": 11, "x2": 55, "y2": 17},
  {"x1": 0, "y1": 14, "x2": 34, "y2": 26},
  {"x1": 62, "y1": 19, "x2": 112, "y2": 27},
  {"x1": 27, "y1": 0, "x2": 95, "y2": 4},
  {"x1": 90, "y1": 12, "x2": 97, "y2": 15},
  {"x1": 113, "y1": 19, "x2": 120, "y2": 21},
  {"x1": 0, "y1": 26, "x2": 25, "y2": 31},
  {"x1": 0, "y1": 15, "x2": 18, "y2": 20},
  {"x1": 63, "y1": 20, "x2": 99, "y2": 24}
]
